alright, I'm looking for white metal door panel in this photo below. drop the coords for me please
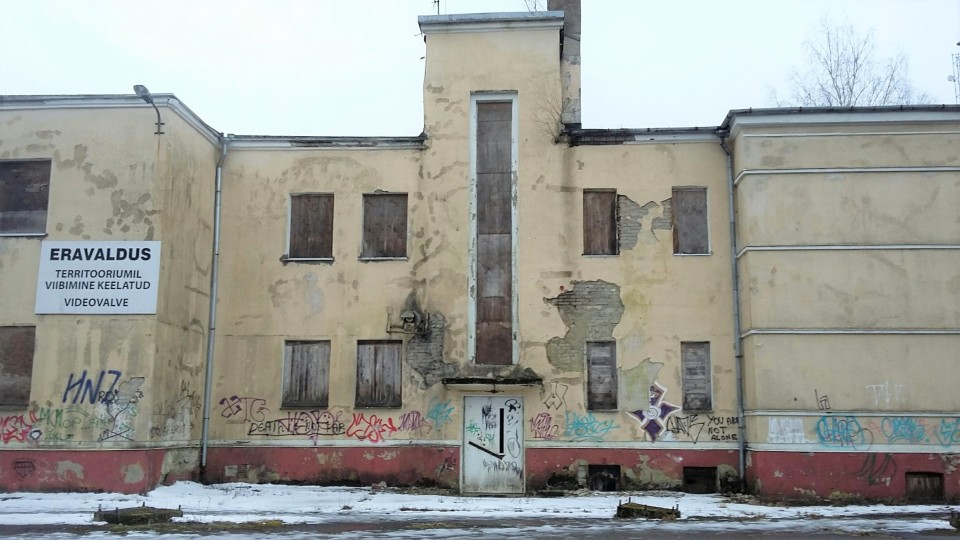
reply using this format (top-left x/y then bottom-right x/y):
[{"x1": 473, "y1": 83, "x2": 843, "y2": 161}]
[{"x1": 462, "y1": 396, "x2": 524, "y2": 494}]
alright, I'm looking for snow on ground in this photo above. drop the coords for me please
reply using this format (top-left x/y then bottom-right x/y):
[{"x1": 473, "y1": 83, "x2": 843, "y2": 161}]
[{"x1": 0, "y1": 481, "x2": 956, "y2": 533}]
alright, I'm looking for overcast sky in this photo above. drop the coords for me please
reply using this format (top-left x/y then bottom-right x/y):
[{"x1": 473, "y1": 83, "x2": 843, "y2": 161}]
[{"x1": 2, "y1": 0, "x2": 957, "y2": 135}]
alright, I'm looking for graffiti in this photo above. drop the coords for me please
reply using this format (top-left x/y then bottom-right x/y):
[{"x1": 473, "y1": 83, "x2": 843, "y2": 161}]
[
  {"x1": 628, "y1": 382, "x2": 679, "y2": 441},
  {"x1": 936, "y1": 419, "x2": 960, "y2": 448},
  {"x1": 150, "y1": 381, "x2": 200, "y2": 440},
  {"x1": 13, "y1": 459, "x2": 36, "y2": 479},
  {"x1": 866, "y1": 381, "x2": 906, "y2": 407},
  {"x1": 880, "y1": 417, "x2": 926, "y2": 444},
  {"x1": 425, "y1": 398, "x2": 454, "y2": 430},
  {"x1": 815, "y1": 389, "x2": 831, "y2": 411},
  {"x1": 0, "y1": 411, "x2": 42, "y2": 444},
  {"x1": 465, "y1": 421, "x2": 481, "y2": 435},
  {"x1": 666, "y1": 414, "x2": 706, "y2": 443},
  {"x1": 530, "y1": 412, "x2": 560, "y2": 440},
  {"x1": 542, "y1": 382, "x2": 568, "y2": 410},
  {"x1": 435, "y1": 457, "x2": 455, "y2": 476},
  {"x1": 505, "y1": 399, "x2": 520, "y2": 413},
  {"x1": 767, "y1": 417, "x2": 807, "y2": 444},
  {"x1": 346, "y1": 413, "x2": 397, "y2": 443},
  {"x1": 854, "y1": 453, "x2": 896, "y2": 486},
  {"x1": 219, "y1": 395, "x2": 269, "y2": 423},
  {"x1": 707, "y1": 416, "x2": 739, "y2": 442},
  {"x1": 564, "y1": 411, "x2": 618, "y2": 442},
  {"x1": 398, "y1": 410, "x2": 432, "y2": 435},
  {"x1": 62, "y1": 369, "x2": 122, "y2": 405},
  {"x1": 248, "y1": 410, "x2": 345, "y2": 438},
  {"x1": 482, "y1": 458, "x2": 523, "y2": 478},
  {"x1": 816, "y1": 416, "x2": 871, "y2": 448},
  {"x1": 95, "y1": 377, "x2": 144, "y2": 442}
]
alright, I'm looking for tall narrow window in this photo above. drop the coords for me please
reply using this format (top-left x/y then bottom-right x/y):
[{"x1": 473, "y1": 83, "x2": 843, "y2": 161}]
[
  {"x1": 583, "y1": 190, "x2": 617, "y2": 255},
  {"x1": 0, "y1": 160, "x2": 51, "y2": 235},
  {"x1": 0, "y1": 326, "x2": 35, "y2": 407},
  {"x1": 475, "y1": 101, "x2": 513, "y2": 365},
  {"x1": 355, "y1": 340, "x2": 402, "y2": 407},
  {"x1": 672, "y1": 187, "x2": 708, "y2": 254},
  {"x1": 361, "y1": 194, "x2": 407, "y2": 259},
  {"x1": 282, "y1": 341, "x2": 330, "y2": 408},
  {"x1": 587, "y1": 341, "x2": 617, "y2": 410},
  {"x1": 288, "y1": 194, "x2": 333, "y2": 259},
  {"x1": 681, "y1": 341, "x2": 711, "y2": 411}
]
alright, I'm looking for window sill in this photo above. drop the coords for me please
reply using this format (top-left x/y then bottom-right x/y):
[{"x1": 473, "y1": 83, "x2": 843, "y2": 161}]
[
  {"x1": 0, "y1": 232, "x2": 47, "y2": 238},
  {"x1": 358, "y1": 256, "x2": 408, "y2": 262},
  {"x1": 673, "y1": 252, "x2": 712, "y2": 257},
  {"x1": 354, "y1": 404, "x2": 402, "y2": 409},
  {"x1": 587, "y1": 408, "x2": 619, "y2": 413},
  {"x1": 582, "y1": 254, "x2": 619, "y2": 258},
  {"x1": 280, "y1": 256, "x2": 334, "y2": 265},
  {"x1": 280, "y1": 403, "x2": 329, "y2": 409}
]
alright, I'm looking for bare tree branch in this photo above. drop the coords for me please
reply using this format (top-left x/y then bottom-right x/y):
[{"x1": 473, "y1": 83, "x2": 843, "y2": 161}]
[{"x1": 774, "y1": 17, "x2": 929, "y2": 107}]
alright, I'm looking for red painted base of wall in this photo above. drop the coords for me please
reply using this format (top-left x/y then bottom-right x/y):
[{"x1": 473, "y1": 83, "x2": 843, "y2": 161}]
[
  {"x1": 747, "y1": 451, "x2": 960, "y2": 502},
  {"x1": 525, "y1": 448, "x2": 741, "y2": 491},
  {"x1": 203, "y1": 446, "x2": 461, "y2": 488},
  {"x1": 0, "y1": 449, "x2": 173, "y2": 494}
]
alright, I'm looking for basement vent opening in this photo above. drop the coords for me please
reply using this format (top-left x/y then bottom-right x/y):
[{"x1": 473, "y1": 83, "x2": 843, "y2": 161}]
[
  {"x1": 587, "y1": 464, "x2": 620, "y2": 491},
  {"x1": 683, "y1": 466, "x2": 717, "y2": 494},
  {"x1": 905, "y1": 472, "x2": 943, "y2": 502}
]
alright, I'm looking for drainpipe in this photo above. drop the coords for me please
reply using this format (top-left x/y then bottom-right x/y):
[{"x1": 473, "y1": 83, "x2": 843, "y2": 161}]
[
  {"x1": 200, "y1": 134, "x2": 230, "y2": 481},
  {"x1": 719, "y1": 133, "x2": 746, "y2": 493}
]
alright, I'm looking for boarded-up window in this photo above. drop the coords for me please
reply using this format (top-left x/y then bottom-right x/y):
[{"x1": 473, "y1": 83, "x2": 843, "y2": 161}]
[
  {"x1": 0, "y1": 327, "x2": 35, "y2": 406},
  {"x1": 587, "y1": 341, "x2": 617, "y2": 410},
  {"x1": 681, "y1": 341, "x2": 711, "y2": 411},
  {"x1": 361, "y1": 194, "x2": 407, "y2": 258},
  {"x1": 355, "y1": 340, "x2": 402, "y2": 407},
  {"x1": 583, "y1": 190, "x2": 617, "y2": 255},
  {"x1": 672, "y1": 187, "x2": 708, "y2": 254},
  {"x1": 475, "y1": 101, "x2": 513, "y2": 365},
  {"x1": 282, "y1": 341, "x2": 330, "y2": 408},
  {"x1": 0, "y1": 161, "x2": 51, "y2": 234},
  {"x1": 289, "y1": 194, "x2": 333, "y2": 259}
]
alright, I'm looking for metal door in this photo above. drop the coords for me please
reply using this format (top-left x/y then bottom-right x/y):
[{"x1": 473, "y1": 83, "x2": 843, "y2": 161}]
[{"x1": 462, "y1": 396, "x2": 524, "y2": 494}]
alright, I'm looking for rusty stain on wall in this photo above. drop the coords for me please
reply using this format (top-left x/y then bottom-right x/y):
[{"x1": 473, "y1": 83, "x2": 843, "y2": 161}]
[{"x1": 544, "y1": 280, "x2": 624, "y2": 372}]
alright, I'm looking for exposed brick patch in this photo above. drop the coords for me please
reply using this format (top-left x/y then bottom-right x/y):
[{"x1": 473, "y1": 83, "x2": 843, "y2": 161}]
[{"x1": 544, "y1": 280, "x2": 624, "y2": 372}]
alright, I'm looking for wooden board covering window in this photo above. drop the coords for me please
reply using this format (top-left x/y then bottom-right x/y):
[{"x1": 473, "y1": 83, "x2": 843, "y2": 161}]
[
  {"x1": 289, "y1": 194, "x2": 333, "y2": 259},
  {"x1": 475, "y1": 101, "x2": 513, "y2": 365},
  {"x1": 355, "y1": 340, "x2": 402, "y2": 407},
  {"x1": 361, "y1": 194, "x2": 407, "y2": 258},
  {"x1": 583, "y1": 190, "x2": 617, "y2": 255},
  {"x1": 0, "y1": 160, "x2": 51, "y2": 234},
  {"x1": 282, "y1": 341, "x2": 330, "y2": 407},
  {"x1": 0, "y1": 326, "x2": 35, "y2": 406},
  {"x1": 672, "y1": 187, "x2": 708, "y2": 254},
  {"x1": 587, "y1": 341, "x2": 617, "y2": 410},
  {"x1": 681, "y1": 341, "x2": 711, "y2": 411}
]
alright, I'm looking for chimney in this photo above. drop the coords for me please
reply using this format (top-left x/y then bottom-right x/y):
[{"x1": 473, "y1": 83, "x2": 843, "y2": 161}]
[{"x1": 548, "y1": 0, "x2": 581, "y2": 129}]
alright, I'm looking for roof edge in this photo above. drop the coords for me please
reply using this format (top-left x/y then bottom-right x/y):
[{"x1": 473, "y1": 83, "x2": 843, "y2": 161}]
[
  {"x1": 720, "y1": 105, "x2": 960, "y2": 137},
  {"x1": 419, "y1": 11, "x2": 564, "y2": 34},
  {"x1": 227, "y1": 134, "x2": 427, "y2": 150},
  {"x1": 0, "y1": 94, "x2": 223, "y2": 145}
]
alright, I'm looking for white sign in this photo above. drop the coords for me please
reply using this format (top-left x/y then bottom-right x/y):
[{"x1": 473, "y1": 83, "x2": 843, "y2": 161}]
[{"x1": 35, "y1": 241, "x2": 162, "y2": 314}]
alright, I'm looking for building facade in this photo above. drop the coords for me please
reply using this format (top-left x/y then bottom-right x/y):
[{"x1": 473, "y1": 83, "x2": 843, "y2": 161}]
[{"x1": 1, "y1": 3, "x2": 959, "y2": 501}]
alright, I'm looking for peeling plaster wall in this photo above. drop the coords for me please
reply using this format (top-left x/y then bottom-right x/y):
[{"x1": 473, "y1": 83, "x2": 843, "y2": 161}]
[{"x1": 544, "y1": 280, "x2": 623, "y2": 372}]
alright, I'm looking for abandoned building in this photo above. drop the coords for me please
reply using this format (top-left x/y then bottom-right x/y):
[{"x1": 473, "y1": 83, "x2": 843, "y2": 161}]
[{"x1": 2, "y1": 1, "x2": 959, "y2": 502}]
